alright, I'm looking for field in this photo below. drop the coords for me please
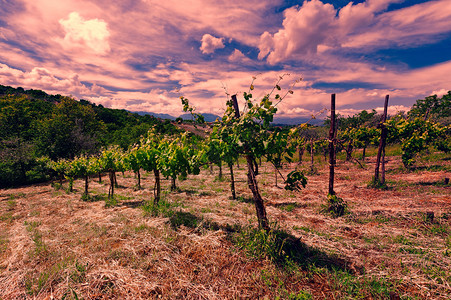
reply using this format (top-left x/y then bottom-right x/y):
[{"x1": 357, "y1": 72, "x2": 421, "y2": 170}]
[{"x1": 1, "y1": 148, "x2": 450, "y2": 299}]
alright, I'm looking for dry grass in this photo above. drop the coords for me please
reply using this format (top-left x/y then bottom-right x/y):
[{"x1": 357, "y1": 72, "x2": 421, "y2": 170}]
[{"x1": 0, "y1": 151, "x2": 450, "y2": 299}]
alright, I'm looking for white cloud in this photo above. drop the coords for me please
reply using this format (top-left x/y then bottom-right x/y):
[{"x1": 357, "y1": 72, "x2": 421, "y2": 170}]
[
  {"x1": 59, "y1": 12, "x2": 110, "y2": 54},
  {"x1": 200, "y1": 34, "x2": 225, "y2": 54}
]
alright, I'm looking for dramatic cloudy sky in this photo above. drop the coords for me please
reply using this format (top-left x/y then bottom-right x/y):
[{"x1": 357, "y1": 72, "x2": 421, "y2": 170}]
[{"x1": 1, "y1": 0, "x2": 450, "y2": 119}]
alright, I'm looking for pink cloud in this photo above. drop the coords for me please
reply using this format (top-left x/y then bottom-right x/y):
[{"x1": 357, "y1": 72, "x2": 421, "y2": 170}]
[
  {"x1": 228, "y1": 49, "x2": 253, "y2": 64},
  {"x1": 258, "y1": 0, "x2": 451, "y2": 64},
  {"x1": 343, "y1": 0, "x2": 451, "y2": 48},
  {"x1": 0, "y1": 63, "x2": 107, "y2": 97},
  {"x1": 1, "y1": 0, "x2": 449, "y2": 121}
]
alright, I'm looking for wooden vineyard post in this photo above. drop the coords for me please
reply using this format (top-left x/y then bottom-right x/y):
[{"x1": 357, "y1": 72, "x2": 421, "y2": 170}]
[
  {"x1": 153, "y1": 169, "x2": 161, "y2": 205},
  {"x1": 374, "y1": 95, "x2": 389, "y2": 185},
  {"x1": 328, "y1": 94, "x2": 336, "y2": 195},
  {"x1": 298, "y1": 145, "x2": 304, "y2": 165},
  {"x1": 84, "y1": 175, "x2": 89, "y2": 196},
  {"x1": 229, "y1": 163, "x2": 236, "y2": 200},
  {"x1": 310, "y1": 139, "x2": 314, "y2": 173},
  {"x1": 231, "y1": 94, "x2": 269, "y2": 230}
]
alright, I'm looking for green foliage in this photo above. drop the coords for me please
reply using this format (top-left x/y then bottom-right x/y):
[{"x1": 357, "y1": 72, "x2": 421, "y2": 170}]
[
  {"x1": 325, "y1": 109, "x2": 378, "y2": 131},
  {"x1": 104, "y1": 196, "x2": 119, "y2": 208},
  {"x1": 284, "y1": 170, "x2": 307, "y2": 191},
  {"x1": 34, "y1": 97, "x2": 104, "y2": 160},
  {"x1": 141, "y1": 198, "x2": 182, "y2": 217},
  {"x1": 98, "y1": 146, "x2": 125, "y2": 173},
  {"x1": 0, "y1": 138, "x2": 45, "y2": 187},
  {"x1": 321, "y1": 194, "x2": 348, "y2": 218},
  {"x1": 408, "y1": 91, "x2": 451, "y2": 124},
  {"x1": 233, "y1": 224, "x2": 298, "y2": 265},
  {"x1": 232, "y1": 223, "x2": 353, "y2": 273},
  {"x1": 368, "y1": 177, "x2": 389, "y2": 190},
  {"x1": 387, "y1": 117, "x2": 450, "y2": 167},
  {"x1": 169, "y1": 211, "x2": 202, "y2": 229},
  {"x1": 159, "y1": 132, "x2": 203, "y2": 190}
]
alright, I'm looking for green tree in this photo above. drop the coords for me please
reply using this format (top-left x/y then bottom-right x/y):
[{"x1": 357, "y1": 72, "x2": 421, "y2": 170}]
[{"x1": 35, "y1": 97, "x2": 105, "y2": 160}]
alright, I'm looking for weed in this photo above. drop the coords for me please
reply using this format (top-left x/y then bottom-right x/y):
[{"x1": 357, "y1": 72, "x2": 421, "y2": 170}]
[
  {"x1": 169, "y1": 211, "x2": 201, "y2": 229},
  {"x1": 362, "y1": 236, "x2": 379, "y2": 244},
  {"x1": 71, "y1": 260, "x2": 88, "y2": 283},
  {"x1": 141, "y1": 198, "x2": 181, "y2": 218},
  {"x1": 399, "y1": 246, "x2": 425, "y2": 255},
  {"x1": 237, "y1": 196, "x2": 253, "y2": 203},
  {"x1": 134, "y1": 223, "x2": 150, "y2": 233},
  {"x1": 321, "y1": 194, "x2": 348, "y2": 218},
  {"x1": 232, "y1": 223, "x2": 351, "y2": 272},
  {"x1": 212, "y1": 186, "x2": 224, "y2": 192},
  {"x1": 293, "y1": 225, "x2": 310, "y2": 233},
  {"x1": 232, "y1": 224, "x2": 296, "y2": 266},
  {"x1": 0, "y1": 235, "x2": 8, "y2": 253},
  {"x1": 421, "y1": 223, "x2": 450, "y2": 237},
  {"x1": 329, "y1": 269, "x2": 399, "y2": 299},
  {"x1": 81, "y1": 193, "x2": 102, "y2": 202},
  {"x1": 282, "y1": 291, "x2": 313, "y2": 300},
  {"x1": 367, "y1": 177, "x2": 389, "y2": 189},
  {"x1": 392, "y1": 235, "x2": 416, "y2": 246},
  {"x1": 198, "y1": 191, "x2": 212, "y2": 196},
  {"x1": 104, "y1": 196, "x2": 119, "y2": 208},
  {"x1": 25, "y1": 221, "x2": 47, "y2": 257},
  {"x1": 6, "y1": 200, "x2": 16, "y2": 210},
  {"x1": 29, "y1": 210, "x2": 40, "y2": 217},
  {"x1": 61, "y1": 287, "x2": 81, "y2": 300},
  {"x1": 114, "y1": 194, "x2": 134, "y2": 201},
  {"x1": 0, "y1": 212, "x2": 14, "y2": 223},
  {"x1": 25, "y1": 258, "x2": 87, "y2": 297},
  {"x1": 8, "y1": 192, "x2": 25, "y2": 200},
  {"x1": 445, "y1": 236, "x2": 451, "y2": 249},
  {"x1": 201, "y1": 207, "x2": 213, "y2": 213},
  {"x1": 214, "y1": 175, "x2": 226, "y2": 182},
  {"x1": 277, "y1": 203, "x2": 300, "y2": 212},
  {"x1": 89, "y1": 223, "x2": 108, "y2": 238}
]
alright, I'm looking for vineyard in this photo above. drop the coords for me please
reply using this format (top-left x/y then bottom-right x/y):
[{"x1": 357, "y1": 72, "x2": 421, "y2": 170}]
[{"x1": 1, "y1": 83, "x2": 451, "y2": 299}]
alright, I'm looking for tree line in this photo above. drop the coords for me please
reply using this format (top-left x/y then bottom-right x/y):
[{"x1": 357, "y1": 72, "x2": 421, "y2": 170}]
[{"x1": 0, "y1": 85, "x2": 179, "y2": 187}]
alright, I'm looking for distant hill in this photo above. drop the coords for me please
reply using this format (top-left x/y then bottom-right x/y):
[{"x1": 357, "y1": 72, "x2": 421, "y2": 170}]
[
  {"x1": 134, "y1": 112, "x2": 221, "y2": 122},
  {"x1": 272, "y1": 116, "x2": 324, "y2": 126},
  {"x1": 0, "y1": 84, "x2": 65, "y2": 103},
  {"x1": 134, "y1": 111, "x2": 176, "y2": 120},
  {"x1": 179, "y1": 113, "x2": 221, "y2": 122}
]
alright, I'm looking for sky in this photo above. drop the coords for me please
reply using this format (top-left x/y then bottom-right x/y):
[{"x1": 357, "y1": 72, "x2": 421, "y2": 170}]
[{"x1": 1, "y1": 0, "x2": 451, "y2": 120}]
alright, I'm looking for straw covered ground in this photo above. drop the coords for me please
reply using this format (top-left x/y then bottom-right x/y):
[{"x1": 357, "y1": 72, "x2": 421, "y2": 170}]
[{"x1": 0, "y1": 150, "x2": 450, "y2": 299}]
